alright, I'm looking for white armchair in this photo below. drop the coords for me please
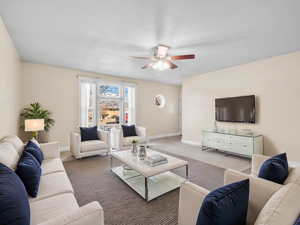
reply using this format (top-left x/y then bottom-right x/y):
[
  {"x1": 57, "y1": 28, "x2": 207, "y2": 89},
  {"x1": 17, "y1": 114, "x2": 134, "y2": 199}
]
[
  {"x1": 111, "y1": 125, "x2": 149, "y2": 151},
  {"x1": 70, "y1": 127, "x2": 111, "y2": 161}
]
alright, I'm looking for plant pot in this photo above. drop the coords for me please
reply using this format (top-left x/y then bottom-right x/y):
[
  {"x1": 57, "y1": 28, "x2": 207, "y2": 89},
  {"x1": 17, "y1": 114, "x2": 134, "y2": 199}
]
[{"x1": 131, "y1": 143, "x2": 137, "y2": 156}]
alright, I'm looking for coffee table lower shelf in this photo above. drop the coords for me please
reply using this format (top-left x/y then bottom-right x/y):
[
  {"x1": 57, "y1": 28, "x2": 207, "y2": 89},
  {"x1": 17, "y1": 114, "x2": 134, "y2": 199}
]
[{"x1": 112, "y1": 166, "x2": 185, "y2": 202}]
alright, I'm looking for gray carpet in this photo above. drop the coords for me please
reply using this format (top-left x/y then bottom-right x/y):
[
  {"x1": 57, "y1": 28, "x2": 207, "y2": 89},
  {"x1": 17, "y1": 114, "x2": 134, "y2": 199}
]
[{"x1": 63, "y1": 149, "x2": 226, "y2": 225}]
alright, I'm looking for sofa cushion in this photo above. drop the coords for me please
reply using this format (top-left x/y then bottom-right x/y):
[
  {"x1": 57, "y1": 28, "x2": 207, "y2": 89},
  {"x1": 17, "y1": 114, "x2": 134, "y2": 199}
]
[
  {"x1": 28, "y1": 172, "x2": 74, "y2": 203},
  {"x1": 80, "y1": 126, "x2": 99, "y2": 142},
  {"x1": 196, "y1": 179, "x2": 249, "y2": 225},
  {"x1": 123, "y1": 136, "x2": 146, "y2": 147},
  {"x1": 41, "y1": 158, "x2": 65, "y2": 176},
  {"x1": 81, "y1": 140, "x2": 107, "y2": 153},
  {"x1": 254, "y1": 182, "x2": 300, "y2": 225},
  {"x1": 30, "y1": 193, "x2": 79, "y2": 225},
  {"x1": 15, "y1": 151, "x2": 42, "y2": 198},
  {"x1": 24, "y1": 141, "x2": 44, "y2": 165},
  {"x1": 283, "y1": 165, "x2": 300, "y2": 185},
  {"x1": 30, "y1": 137, "x2": 40, "y2": 148},
  {"x1": 122, "y1": 125, "x2": 137, "y2": 137},
  {"x1": 0, "y1": 142, "x2": 20, "y2": 170},
  {"x1": 0, "y1": 162, "x2": 30, "y2": 225},
  {"x1": 295, "y1": 216, "x2": 300, "y2": 225},
  {"x1": 3, "y1": 135, "x2": 24, "y2": 156},
  {"x1": 258, "y1": 153, "x2": 288, "y2": 184}
]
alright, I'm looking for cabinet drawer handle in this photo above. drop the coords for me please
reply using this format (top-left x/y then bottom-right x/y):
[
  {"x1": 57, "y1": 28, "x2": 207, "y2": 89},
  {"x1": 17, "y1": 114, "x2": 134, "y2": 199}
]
[
  {"x1": 244, "y1": 145, "x2": 246, "y2": 147},
  {"x1": 230, "y1": 143, "x2": 231, "y2": 144},
  {"x1": 218, "y1": 141, "x2": 219, "y2": 142},
  {"x1": 207, "y1": 139, "x2": 209, "y2": 141}
]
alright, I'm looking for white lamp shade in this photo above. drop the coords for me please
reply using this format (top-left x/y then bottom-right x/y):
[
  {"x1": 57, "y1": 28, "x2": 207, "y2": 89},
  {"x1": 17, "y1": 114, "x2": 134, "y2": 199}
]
[{"x1": 25, "y1": 119, "x2": 44, "y2": 131}]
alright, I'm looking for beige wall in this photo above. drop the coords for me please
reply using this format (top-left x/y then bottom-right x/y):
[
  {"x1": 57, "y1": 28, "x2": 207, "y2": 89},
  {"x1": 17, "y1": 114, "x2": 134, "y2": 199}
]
[
  {"x1": 21, "y1": 63, "x2": 181, "y2": 147},
  {"x1": 0, "y1": 18, "x2": 22, "y2": 140},
  {"x1": 182, "y1": 51, "x2": 300, "y2": 162}
]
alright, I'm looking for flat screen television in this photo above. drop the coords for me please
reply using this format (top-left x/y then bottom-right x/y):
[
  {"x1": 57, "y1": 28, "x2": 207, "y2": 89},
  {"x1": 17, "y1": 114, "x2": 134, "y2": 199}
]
[{"x1": 215, "y1": 95, "x2": 255, "y2": 123}]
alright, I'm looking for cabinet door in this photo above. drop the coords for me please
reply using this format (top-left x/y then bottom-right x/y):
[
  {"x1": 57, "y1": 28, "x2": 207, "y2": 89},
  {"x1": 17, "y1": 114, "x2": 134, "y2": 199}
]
[
  {"x1": 225, "y1": 135, "x2": 253, "y2": 156},
  {"x1": 202, "y1": 132, "x2": 224, "y2": 149}
]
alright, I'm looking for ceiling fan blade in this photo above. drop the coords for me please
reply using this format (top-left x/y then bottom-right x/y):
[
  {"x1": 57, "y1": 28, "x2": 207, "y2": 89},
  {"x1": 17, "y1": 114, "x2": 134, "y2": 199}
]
[
  {"x1": 157, "y1": 46, "x2": 168, "y2": 58},
  {"x1": 165, "y1": 61, "x2": 178, "y2": 69},
  {"x1": 141, "y1": 62, "x2": 155, "y2": 69},
  {"x1": 171, "y1": 54, "x2": 195, "y2": 60},
  {"x1": 129, "y1": 56, "x2": 151, "y2": 59}
]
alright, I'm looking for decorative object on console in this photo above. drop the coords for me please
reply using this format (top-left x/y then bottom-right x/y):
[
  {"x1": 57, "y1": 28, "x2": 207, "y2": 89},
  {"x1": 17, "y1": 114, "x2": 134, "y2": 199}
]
[
  {"x1": 122, "y1": 125, "x2": 137, "y2": 137},
  {"x1": 131, "y1": 139, "x2": 138, "y2": 156},
  {"x1": 241, "y1": 129, "x2": 253, "y2": 135},
  {"x1": 15, "y1": 151, "x2": 42, "y2": 198},
  {"x1": 138, "y1": 145, "x2": 147, "y2": 160},
  {"x1": 80, "y1": 126, "x2": 99, "y2": 142},
  {"x1": 0, "y1": 162, "x2": 30, "y2": 225},
  {"x1": 258, "y1": 153, "x2": 288, "y2": 184},
  {"x1": 25, "y1": 119, "x2": 44, "y2": 141},
  {"x1": 20, "y1": 102, "x2": 55, "y2": 140},
  {"x1": 154, "y1": 94, "x2": 165, "y2": 108},
  {"x1": 196, "y1": 179, "x2": 249, "y2": 225},
  {"x1": 23, "y1": 141, "x2": 44, "y2": 165}
]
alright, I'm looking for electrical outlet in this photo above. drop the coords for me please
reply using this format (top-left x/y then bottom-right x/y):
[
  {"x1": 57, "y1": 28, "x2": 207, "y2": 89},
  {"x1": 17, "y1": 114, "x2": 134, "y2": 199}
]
[{"x1": 282, "y1": 148, "x2": 287, "y2": 152}]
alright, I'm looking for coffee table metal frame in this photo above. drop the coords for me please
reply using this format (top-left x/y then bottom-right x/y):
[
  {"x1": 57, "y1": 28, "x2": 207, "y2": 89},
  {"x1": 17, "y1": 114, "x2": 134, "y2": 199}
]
[{"x1": 110, "y1": 150, "x2": 188, "y2": 202}]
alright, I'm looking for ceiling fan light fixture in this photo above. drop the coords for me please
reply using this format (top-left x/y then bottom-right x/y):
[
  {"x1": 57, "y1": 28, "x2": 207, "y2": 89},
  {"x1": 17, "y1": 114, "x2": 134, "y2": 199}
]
[{"x1": 152, "y1": 60, "x2": 170, "y2": 71}]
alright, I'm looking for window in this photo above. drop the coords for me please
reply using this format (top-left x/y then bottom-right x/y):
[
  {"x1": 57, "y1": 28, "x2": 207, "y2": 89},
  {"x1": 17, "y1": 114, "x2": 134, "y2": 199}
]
[{"x1": 78, "y1": 77, "x2": 137, "y2": 130}]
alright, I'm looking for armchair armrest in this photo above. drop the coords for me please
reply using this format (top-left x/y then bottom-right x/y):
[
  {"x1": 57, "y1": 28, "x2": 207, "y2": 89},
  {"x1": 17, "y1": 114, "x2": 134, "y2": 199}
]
[
  {"x1": 98, "y1": 129, "x2": 111, "y2": 151},
  {"x1": 135, "y1": 126, "x2": 149, "y2": 145},
  {"x1": 111, "y1": 128, "x2": 123, "y2": 151},
  {"x1": 38, "y1": 201, "x2": 104, "y2": 225},
  {"x1": 178, "y1": 181, "x2": 210, "y2": 225},
  {"x1": 70, "y1": 132, "x2": 81, "y2": 159},
  {"x1": 40, "y1": 142, "x2": 60, "y2": 159},
  {"x1": 251, "y1": 154, "x2": 270, "y2": 175},
  {"x1": 225, "y1": 169, "x2": 283, "y2": 225}
]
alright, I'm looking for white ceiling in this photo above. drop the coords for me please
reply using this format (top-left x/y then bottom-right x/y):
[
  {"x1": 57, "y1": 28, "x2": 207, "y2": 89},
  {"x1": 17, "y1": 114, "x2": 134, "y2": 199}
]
[{"x1": 0, "y1": 1, "x2": 299, "y2": 85}]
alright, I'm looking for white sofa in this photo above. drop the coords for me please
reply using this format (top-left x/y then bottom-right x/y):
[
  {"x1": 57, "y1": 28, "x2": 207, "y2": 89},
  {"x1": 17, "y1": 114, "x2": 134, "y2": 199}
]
[
  {"x1": 111, "y1": 125, "x2": 149, "y2": 151},
  {"x1": 178, "y1": 154, "x2": 300, "y2": 225},
  {"x1": 70, "y1": 127, "x2": 110, "y2": 160},
  {"x1": 0, "y1": 135, "x2": 104, "y2": 225}
]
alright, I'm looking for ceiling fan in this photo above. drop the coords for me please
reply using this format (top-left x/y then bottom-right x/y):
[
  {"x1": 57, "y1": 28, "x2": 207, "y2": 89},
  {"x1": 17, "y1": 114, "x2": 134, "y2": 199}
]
[{"x1": 129, "y1": 46, "x2": 195, "y2": 71}]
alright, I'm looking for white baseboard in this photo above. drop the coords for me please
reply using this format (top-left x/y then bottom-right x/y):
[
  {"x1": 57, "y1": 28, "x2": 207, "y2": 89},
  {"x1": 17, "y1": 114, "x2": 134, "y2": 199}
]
[
  {"x1": 149, "y1": 132, "x2": 180, "y2": 139},
  {"x1": 60, "y1": 146, "x2": 70, "y2": 152},
  {"x1": 181, "y1": 139, "x2": 202, "y2": 146}
]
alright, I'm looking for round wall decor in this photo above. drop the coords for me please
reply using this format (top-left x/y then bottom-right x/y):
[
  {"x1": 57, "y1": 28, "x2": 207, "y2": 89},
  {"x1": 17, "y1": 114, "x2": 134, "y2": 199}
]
[{"x1": 154, "y1": 94, "x2": 165, "y2": 108}]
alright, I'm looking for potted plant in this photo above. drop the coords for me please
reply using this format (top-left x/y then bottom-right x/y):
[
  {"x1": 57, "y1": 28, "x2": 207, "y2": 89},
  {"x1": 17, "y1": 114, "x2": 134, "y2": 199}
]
[
  {"x1": 131, "y1": 139, "x2": 138, "y2": 156},
  {"x1": 20, "y1": 102, "x2": 55, "y2": 139}
]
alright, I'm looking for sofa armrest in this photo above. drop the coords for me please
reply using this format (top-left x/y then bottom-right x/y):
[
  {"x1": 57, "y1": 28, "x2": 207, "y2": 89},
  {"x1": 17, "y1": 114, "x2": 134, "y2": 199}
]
[
  {"x1": 225, "y1": 169, "x2": 283, "y2": 225},
  {"x1": 98, "y1": 129, "x2": 111, "y2": 151},
  {"x1": 40, "y1": 142, "x2": 60, "y2": 159},
  {"x1": 38, "y1": 201, "x2": 104, "y2": 225},
  {"x1": 178, "y1": 181, "x2": 210, "y2": 225},
  {"x1": 111, "y1": 128, "x2": 123, "y2": 151},
  {"x1": 251, "y1": 154, "x2": 270, "y2": 175},
  {"x1": 135, "y1": 126, "x2": 149, "y2": 145},
  {"x1": 70, "y1": 132, "x2": 81, "y2": 159}
]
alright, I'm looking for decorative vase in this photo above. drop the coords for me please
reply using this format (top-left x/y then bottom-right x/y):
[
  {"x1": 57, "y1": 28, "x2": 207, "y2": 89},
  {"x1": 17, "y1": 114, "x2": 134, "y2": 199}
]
[
  {"x1": 131, "y1": 143, "x2": 137, "y2": 156},
  {"x1": 138, "y1": 146, "x2": 147, "y2": 160}
]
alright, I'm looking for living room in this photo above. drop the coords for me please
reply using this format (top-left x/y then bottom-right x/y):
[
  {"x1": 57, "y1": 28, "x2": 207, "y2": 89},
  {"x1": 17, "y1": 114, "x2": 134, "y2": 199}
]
[{"x1": 1, "y1": 1, "x2": 300, "y2": 225}]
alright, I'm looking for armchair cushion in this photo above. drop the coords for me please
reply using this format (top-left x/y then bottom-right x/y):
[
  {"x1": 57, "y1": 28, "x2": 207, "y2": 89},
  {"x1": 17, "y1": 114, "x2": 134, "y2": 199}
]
[
  {"x1": 258, "y1": 153, "x2": 288, "y2": 184},
  {"x1": 0, "y1": 162, "x2": 30, "y2": 225},
  {"x1": 81, "y1": 140, "x2": 108, "y2": 153},
  {"x1": 24, "y1": 141, "x2": 43, "y2": 165},
  {"x1": 122, "y1": 125, "x2": 137, "y2": 137},
  {"x1": 196, "y1": 179, "x2": 249, "y2": 225},
  {"x1": 80, "y1": 126, "x2": 99, "y2": 142},
  {"x1": 15, "y1": 151, "x2": 42, "y2": 198}
]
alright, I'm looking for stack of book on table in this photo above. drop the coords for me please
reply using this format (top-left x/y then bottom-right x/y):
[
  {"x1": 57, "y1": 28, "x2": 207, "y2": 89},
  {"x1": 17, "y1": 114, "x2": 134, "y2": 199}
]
[{"x1": 144, "y1": 154, "x2": 168, "y2": 167}]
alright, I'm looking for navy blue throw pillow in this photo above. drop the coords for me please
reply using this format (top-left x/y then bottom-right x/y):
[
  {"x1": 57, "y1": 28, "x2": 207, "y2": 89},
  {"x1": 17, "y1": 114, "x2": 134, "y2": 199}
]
[
  {"x1": 122, "y1": 125, "x2": 137, "y2": 137},
  {"x1": 80, "y1": 126, "x2": 99, "y2": 142},
  {"x1": 196, "y1": 179, "x2": 249, "y2": 225},
  {"x1": 24, "y1": 141, "x2": 43, "y2": 165},
  {"x1": 295, "y1": 216, "x2": 300, "y2": 225},
  {"x1": 258, "y1": 153, "x2": 288, "y2": 184},
  {"x1": 15, "y1": 151, "x2": 42, "y2": 198},
  {"x1": 0, "y1": 162, "x2": 30, "y2": 225}
]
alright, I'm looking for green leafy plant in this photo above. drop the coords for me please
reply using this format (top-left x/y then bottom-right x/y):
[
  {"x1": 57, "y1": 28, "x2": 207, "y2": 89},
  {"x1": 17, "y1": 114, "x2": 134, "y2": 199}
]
[
  {"x1": 20, "y1": 102, "x2": 55, "y2": 133},
  {"x1": 131, "y1": 139, "x2": 138, "y2": 144}
]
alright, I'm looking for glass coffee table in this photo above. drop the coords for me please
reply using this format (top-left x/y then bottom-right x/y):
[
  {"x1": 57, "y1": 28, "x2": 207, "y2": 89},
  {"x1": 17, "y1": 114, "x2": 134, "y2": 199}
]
[{"x1": 111, "y1": 149, "x2": 188, "y2": 202}]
